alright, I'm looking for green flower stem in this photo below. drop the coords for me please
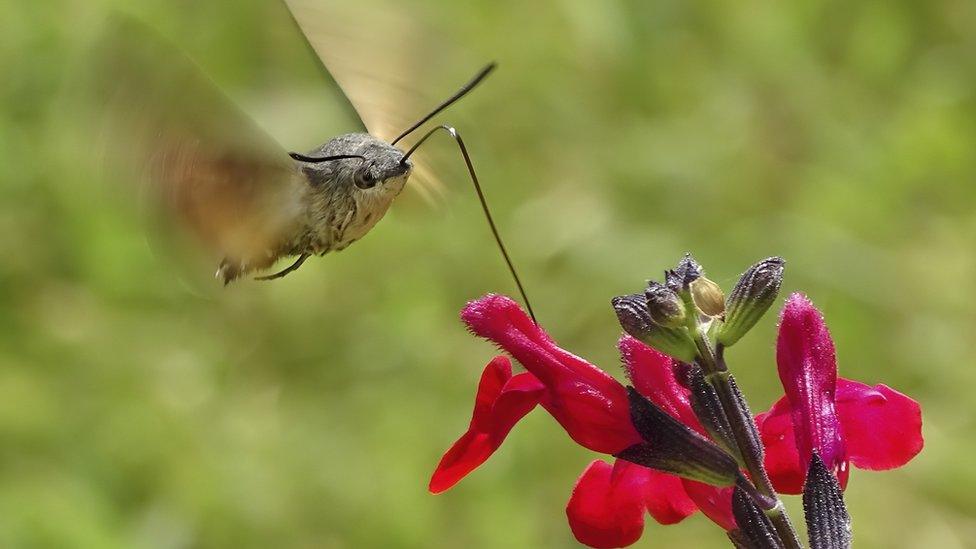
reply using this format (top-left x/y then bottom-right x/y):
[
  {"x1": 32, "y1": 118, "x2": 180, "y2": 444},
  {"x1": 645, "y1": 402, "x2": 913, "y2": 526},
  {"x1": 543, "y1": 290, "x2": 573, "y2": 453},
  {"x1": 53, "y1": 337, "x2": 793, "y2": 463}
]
[{"x1": 680, "y1": 294, "x2": 803, "y2": 548}]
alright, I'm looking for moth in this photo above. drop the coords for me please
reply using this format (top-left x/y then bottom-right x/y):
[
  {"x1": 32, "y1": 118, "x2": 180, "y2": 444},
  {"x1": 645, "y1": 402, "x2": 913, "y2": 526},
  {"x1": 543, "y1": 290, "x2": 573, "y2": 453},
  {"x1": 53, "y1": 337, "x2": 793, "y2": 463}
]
[{"x1": 90, "y1": 1, "x2": 535, "y2": 320}]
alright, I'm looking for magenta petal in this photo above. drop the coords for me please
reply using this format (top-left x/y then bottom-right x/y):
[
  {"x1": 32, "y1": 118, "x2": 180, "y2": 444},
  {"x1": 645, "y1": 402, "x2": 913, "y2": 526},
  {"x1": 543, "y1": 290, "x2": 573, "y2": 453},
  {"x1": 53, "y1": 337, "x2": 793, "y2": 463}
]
[
  {"x1": 776, "y1": 293, "x2": 847, "y2": 479},
  {"x1": 566, "y1": 459, "x2": 695, "y2": 548},
  {"x1": 681, "y1": 480, "x2": 736, "y2": 531},
  {"x1": 429, "y1": 356, "x2": 544, "y2": 493},
  {"x1": 836, "y1": 379, "x2": 923, "y2": 470},
  {"x1": 468, "y1": 355, "x2": 511, "y2": 431},
  {"x1": 755, "y1": 376, "x2": 923, "y2": 493},
  {"x1": 567, "y1": 460, "x2": 648, "y2": 548},
  {"x1": 463, "y1": 295, "x2": 641, "y2": 454},
  {"x1": 640, "y1": 466, "x2": 698, "y2": 525},
  {"x1": 618, "y1": 336, "x2": 703, "y2": 432},
  {"x1": 755, "y1": 400, "x2": 806, "y2": 495}
]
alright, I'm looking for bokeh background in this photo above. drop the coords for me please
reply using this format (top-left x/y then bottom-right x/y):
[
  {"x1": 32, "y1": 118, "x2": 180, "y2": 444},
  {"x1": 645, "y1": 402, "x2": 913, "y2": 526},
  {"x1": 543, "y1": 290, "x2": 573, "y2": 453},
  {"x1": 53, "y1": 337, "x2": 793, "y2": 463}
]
[{"x1": 2, "y1": 0, "x2": 974, "y2": 547}]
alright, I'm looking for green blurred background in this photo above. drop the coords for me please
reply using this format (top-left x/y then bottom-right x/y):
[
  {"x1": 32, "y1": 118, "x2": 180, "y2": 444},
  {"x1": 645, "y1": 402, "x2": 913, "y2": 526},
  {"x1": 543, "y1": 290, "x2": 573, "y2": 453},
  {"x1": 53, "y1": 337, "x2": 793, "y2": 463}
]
[{"x1": 2, "y1": 0, "x2": 974, "y2": 547}]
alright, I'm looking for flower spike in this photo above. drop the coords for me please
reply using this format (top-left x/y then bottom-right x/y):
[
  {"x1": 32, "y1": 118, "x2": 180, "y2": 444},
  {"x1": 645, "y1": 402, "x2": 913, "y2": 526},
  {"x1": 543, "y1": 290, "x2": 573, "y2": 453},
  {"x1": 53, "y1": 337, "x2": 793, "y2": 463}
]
[{"x1": 435, "y1": 281, "x2": 923, "y2": 548}]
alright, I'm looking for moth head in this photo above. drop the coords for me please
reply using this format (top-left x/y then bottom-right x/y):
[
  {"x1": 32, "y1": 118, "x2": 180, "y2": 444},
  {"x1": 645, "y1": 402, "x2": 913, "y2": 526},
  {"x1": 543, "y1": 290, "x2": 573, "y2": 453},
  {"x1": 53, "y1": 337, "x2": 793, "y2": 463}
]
[{"x1": 293, "y1": 133, "x2": 412, "y2": 193}]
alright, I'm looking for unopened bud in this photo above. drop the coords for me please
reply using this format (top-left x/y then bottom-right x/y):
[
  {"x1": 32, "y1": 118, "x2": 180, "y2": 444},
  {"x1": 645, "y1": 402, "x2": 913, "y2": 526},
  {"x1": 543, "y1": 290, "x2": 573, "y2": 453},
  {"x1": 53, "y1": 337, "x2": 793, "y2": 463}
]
[
  {"x1": 802, "y1": 453, "x2": 852, "y2": 548},
  {"x1": 717, "y1": 257, "x2": 785, "y2": 347},
  {"x1": 612, "y1": 293, "x2": 697, "y2": 363},
  {"x1": 665, "y1": 253, "x2": 703, "y2": 292},
  {"x1": 691, "y1": 276, "x2": 726, "y2": 317},
  {"x1": 732, "y1": 487, "x2": 780, "y2": 541},
  {"x1": 644, "y1": 282, "x2": 686, "y2": 328}
]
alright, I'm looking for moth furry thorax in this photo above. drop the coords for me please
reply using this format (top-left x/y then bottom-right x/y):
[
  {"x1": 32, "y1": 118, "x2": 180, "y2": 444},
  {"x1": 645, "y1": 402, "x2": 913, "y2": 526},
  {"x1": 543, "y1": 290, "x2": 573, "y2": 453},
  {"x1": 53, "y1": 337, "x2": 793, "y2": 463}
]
[
  {"x1": 216, "y1": 133, "x2": 412, "y2": 284},
  {"x1": 298, "y1": 133, "x2": 412, "y2": 253}
]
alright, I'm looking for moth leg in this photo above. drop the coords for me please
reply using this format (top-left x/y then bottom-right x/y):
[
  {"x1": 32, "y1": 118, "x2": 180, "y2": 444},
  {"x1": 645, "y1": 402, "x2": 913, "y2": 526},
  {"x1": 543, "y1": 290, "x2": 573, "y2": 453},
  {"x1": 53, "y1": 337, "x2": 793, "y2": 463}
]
[{"x1": 254, "y1": 253, "x2": 311, "y2": 281}]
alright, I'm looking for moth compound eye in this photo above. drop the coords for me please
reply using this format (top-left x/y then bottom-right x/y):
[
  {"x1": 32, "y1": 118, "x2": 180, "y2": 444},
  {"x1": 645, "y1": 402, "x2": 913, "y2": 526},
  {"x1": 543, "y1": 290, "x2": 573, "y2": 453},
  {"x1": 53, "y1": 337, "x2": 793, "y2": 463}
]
[{"x1": 355, "y1": 169, "x2": 378, "y2": 189}]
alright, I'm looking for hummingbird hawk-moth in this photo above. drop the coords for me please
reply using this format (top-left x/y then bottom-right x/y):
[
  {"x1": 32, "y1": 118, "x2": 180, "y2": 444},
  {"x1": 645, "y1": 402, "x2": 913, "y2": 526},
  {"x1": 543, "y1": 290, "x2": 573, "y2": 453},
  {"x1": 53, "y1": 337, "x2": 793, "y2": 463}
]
[{"x1": 90, "y1": 1, "x2": 536, "y2": 321}]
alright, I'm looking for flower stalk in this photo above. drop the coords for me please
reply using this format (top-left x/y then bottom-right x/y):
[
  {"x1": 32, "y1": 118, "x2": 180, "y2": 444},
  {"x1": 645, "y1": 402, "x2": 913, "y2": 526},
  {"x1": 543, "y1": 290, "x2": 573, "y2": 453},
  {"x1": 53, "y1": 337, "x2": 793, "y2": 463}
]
[
  {"x1": 713, "y1": 343, "x2": 802, "y2": 548},
  {"x1": 680, "y1": 287, "x2": 803, "y2": 548}
]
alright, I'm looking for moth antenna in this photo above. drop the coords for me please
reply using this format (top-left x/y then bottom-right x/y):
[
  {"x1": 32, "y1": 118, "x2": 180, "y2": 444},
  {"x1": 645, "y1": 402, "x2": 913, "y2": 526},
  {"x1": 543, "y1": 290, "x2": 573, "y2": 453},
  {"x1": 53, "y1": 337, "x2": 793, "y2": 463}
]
[
  {"x1": 391, "y1": 63, "x2": 496, "y2": 146},
  {"x1": 400, "y1": 125, "x2": 537, "y2": 324},
  {"x1": 289, "y1": 152, "x2": 366, "y2": 164}
]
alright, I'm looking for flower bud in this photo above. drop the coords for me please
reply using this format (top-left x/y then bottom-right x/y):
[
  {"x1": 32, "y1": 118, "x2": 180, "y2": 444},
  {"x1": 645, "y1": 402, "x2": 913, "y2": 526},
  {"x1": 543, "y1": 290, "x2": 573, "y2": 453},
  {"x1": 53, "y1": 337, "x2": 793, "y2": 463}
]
[
  {"x1": 690, "y1": 276, "x2": 726, "y2": 317},
  {"x1": 665, "y1": 253, "x2": 703, "y2": 292},
  {"x1": 717, "y1": 257, "x2": 785, "y2": 347},
  {"x1": 644, "y1": 282, "x2": 686, "y2": 328},
  {"x1": 612, "y1": 293, "x2": 697, "y2": 363},
  {"x1": 732, "y1": 487, "x2": 781, "y2": 542},
  {"x1": 802, "y1": 453, "x2": 852, "y2": 548}
]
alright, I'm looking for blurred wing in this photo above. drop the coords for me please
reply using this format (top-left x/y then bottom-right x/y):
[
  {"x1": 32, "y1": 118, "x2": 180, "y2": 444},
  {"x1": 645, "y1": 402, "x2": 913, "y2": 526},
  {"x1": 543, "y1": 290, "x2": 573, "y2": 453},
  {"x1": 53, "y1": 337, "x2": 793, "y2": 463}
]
[
  {"x1": 283, "y1": 0, "x2": 424, "y2": 141},
  {"x1": 88, "y1": 16, "x2": 301, "y2": 267},
  {"x1": 283, "y1": 0, "x2": 448, "y2": 202}
]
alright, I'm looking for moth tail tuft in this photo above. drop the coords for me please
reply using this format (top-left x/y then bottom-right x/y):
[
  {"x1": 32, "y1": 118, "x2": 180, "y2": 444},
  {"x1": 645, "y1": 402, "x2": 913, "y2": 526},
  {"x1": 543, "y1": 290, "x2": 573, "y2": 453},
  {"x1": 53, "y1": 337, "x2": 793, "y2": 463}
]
[{"x1": 216, "y1": 258, "x2": 244, "y2": 285}]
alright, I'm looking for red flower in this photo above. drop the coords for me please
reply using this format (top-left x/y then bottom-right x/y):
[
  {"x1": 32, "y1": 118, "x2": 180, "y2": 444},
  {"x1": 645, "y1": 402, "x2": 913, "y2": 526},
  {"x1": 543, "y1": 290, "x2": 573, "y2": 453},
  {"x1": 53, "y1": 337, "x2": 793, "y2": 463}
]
[
  {"x1": 567, "y1": 459, "x2": 696, "y2": 548},
  {"x1": 755, "y1": 293, "x2": 924, "y2": 494},
  {"x1": 431, "y1": 295, "x2": 697, "y2": 547},
  {"x1": 430, "y1": 293, "x2": 923, "y2": 547},
  {"x1": 455, "y1": 294, "x2": 640, "y2": 455}
]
